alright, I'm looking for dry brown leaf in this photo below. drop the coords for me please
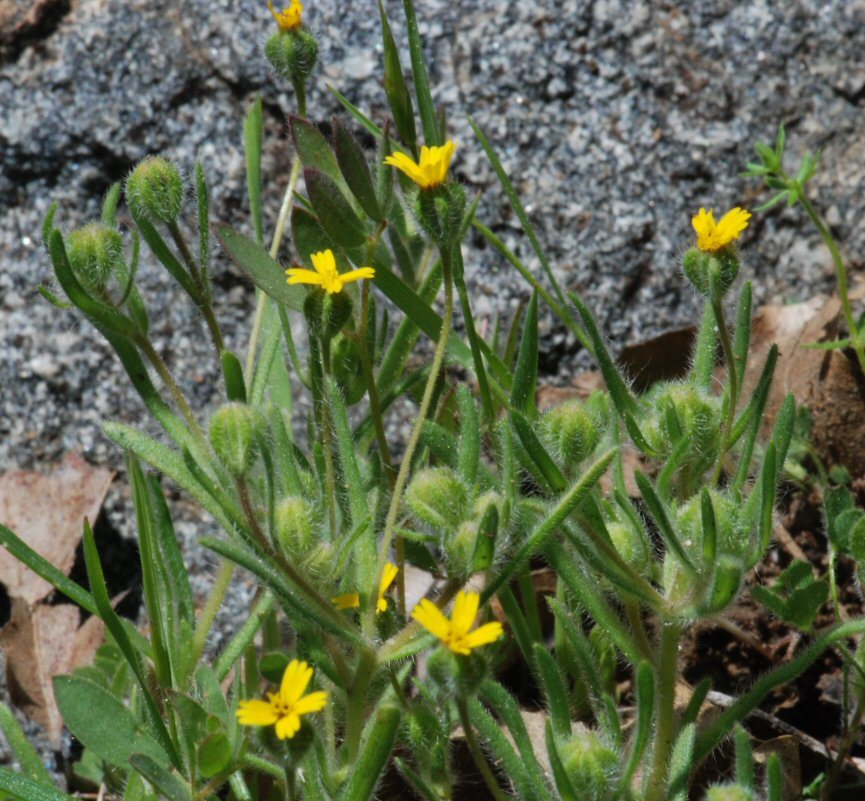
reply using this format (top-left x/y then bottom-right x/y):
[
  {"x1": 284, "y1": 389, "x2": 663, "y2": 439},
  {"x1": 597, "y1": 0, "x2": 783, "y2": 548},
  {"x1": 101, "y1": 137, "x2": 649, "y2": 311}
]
[
  {"x1": 754, "y1": 735, "x2": 802, "y2": 801},
  {"x1": 0, "y1": 599, "x2": 105, "y2": 746},
  {"x1": 0, "y1": 452, "x2": 113, "y2": 604}
]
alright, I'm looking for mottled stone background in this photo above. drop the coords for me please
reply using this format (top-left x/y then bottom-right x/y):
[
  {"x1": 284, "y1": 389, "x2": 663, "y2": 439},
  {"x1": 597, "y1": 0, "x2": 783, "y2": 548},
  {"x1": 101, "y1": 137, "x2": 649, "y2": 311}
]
[{"x1": 1, "y1": 0, "x2": 864, "y2": 770}]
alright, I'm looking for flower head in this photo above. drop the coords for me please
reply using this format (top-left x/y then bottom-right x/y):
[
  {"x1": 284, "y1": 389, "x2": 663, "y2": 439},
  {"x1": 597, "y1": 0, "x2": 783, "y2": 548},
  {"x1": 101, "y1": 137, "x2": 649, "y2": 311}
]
[
  {"x1": 692, "y1": 207, "x2": 750, "y2": 252},
  {"x1": 385, "y1": 141, "x2": 457, "y2": 190},
  {"x1": 412, "y1": 590, "x2": 503, "y2": 655},
  {"x1": 286, "y1": 249, "x2": 375, "y2": 294},
  {"x1": 333, "y1": 562, "x2": 399, "y2": 614},
  {"x1": 237, "y1": 659, "x2": 327, "y2": 740},
  {"x1": 268, "y1": 0, "x2": 303, "y2": 31}
]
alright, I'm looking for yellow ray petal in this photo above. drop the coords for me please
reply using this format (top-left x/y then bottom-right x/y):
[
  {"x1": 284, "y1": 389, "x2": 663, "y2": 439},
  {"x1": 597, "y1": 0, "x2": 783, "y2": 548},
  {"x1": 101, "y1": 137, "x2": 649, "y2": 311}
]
[
  {"x1": 339, "y1": 267, "x2": 376, "y2": 285},
  {"x1": 450, "y1": 591, "x2": 480, "y2": 636},
  {"x1": 311, "y1": 249, "x2": 337, "y2": 277},
  {"x1": 292, "y1": 690, "x2": 329, "y2": 716},
  {"x1": 463, "y1": 621, "x2": 504, "y2": 650},
  {"x1": 412, "y1": 598, "x2": 452, "y2": 641},
  {"x1": 286, "y1": 268, "x2": 325, "y2": 286},
  {"x1": 236, "y1": 699, "x2": 279, "y2": 726},
  {"x1": 332, "y1": 592, "x2": 360, "y2": 610},
  {"x1": 275, "y1": 713, "x2": 302, "y2": 740},
  {"x1": 280, "y1": 659, "x2": 313, "y2": 705}
]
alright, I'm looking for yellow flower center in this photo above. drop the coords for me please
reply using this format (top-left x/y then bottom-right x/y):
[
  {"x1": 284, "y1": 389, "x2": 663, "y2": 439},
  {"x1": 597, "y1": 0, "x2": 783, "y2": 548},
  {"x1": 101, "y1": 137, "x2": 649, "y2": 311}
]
[{"x1": 268, "y1": 0, "x2": 303, "y2": 31}]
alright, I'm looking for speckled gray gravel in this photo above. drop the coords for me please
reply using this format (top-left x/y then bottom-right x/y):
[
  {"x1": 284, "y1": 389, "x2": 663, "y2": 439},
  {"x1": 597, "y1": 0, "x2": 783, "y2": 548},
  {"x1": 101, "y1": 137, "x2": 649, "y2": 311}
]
[{"x1": 2, "y1": 0, "x2": 865, "y2": 778}]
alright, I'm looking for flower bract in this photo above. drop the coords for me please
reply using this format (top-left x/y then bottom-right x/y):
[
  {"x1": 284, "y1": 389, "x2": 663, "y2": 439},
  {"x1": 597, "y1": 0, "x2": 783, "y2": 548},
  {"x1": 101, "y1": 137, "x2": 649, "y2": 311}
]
[
  {"x1": 385, "y1": 141, "x2": 457, "y2": 189},
  {"x1": 268, "y1": 0, "x2": 303, "y2": 31},
  {"x1": 333, "y1": 562, "x2": 399, "y2": 613},
  {"x1": 412, "y1": 590, "x2": 503, "y2": 655},
  {"x1": 692, "y1": 207, "x2": 751, "y2": 252},
  {"x1": 285, "y1": 249, "x2": 375, "y2": 294},
  {"x1": 236, "y1": 659, "x2": 327, "y2": 739}
]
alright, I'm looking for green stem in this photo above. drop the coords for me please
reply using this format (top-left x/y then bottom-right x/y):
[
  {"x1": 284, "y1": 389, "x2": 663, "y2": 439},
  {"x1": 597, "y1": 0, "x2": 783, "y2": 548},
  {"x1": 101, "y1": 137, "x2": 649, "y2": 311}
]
[
  {"x1": 190, "y1": 560, "x2": 235, "y2": 668},
  {"x1": 215, "y1": 590, "x2": 276, "y2": 681},
  {"x1": 345, "y1": 650, "x2": 377, "y2": 763},
  {"x1": 711, "y1": 292, "x2": 738, "y2": 485},
  {"x1": 645, "y1": 622, "x2": 683, "y2": 801},
  {"x1": 457, "y1": 698, "x2": 510, "y2": 801},
  {"x1": 136, "y1": 335, "x2": 206, "y2": 442},
  {"x1": 798, "y1": 193, "x2": 865, "y2": 375},
  {"x1": 370, "y1": 243, "x2": 455, "y2": 631},
  {"x1": 245, "y1": 155, "x2": 303, "y2": 384}
]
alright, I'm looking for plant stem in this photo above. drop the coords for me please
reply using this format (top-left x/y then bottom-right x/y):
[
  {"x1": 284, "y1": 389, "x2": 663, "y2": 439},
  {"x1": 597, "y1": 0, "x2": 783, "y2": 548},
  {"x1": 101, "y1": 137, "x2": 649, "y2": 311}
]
[
  {"x1": 214, "y1": 590, "x2": 276, "y2": 681},
  {"x1": 797, "y1": 193, "x2": 865, "y2": 376},
  {"x1": 245, "y1": 156, "x2": 303, "y2": 384},
  {"x1": 645, "y1": 622, "x2": 682, "y2": 801},
  {"x1": 136, "y1": 336, "x2": 206, "y2": 442},
  {"x1": 711, "y1": 293, "x2": 738, "y2": 485},
  {"x1": 345, "y1": 649, "x2": 377, "y2": 762},
  {"x1": 189, "y1": 560, "x2": 235, "y2": 669},
  {"x1": 457, "y1": 698, "x2": 510, "y2": 801},
  {"x1": 370, "y1": 243, "x2": 455, "y2": 631}
]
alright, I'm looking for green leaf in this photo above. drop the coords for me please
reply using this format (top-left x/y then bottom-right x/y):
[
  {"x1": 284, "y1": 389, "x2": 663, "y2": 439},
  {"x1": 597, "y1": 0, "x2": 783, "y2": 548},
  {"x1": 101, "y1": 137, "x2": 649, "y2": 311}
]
[
  {"x1": 340, "y1": 706, "x2": 401, "y2": 801},
  {"x1": 102, "y1": 182, "x2": 122, "y2": 226},
  {"x1": 197, "y1": 733, "x2": 233, "y2": 779},
  {"x1": 483, "y1": 448, "x2": 616, "y2": 601},
  {"x1": 195, "y1": 163, "x2": 211, "y2": 280},
  {"x1": 53, "y1": 675, "x2": 169, "y2": 770},
  {"x1": 634, "y1": 471, "x2": 698, "y2": 576},
  {"x1": 545, "y1": 721, "x2": 579, "y2": 801},
  {"x1": 244, "y1": 97, "x2": 264, "y2": 246},
  {"x1": 37, "y1": 285, "x2": 72, "y2": 309},
  {"x1": 667, "y1": 723, "x2": 695, "y2": 801},
  {"x1": 510, "y1": 409, "x2": 567, "y2": 493},
  {"x1": 132, "y1": 213, "x2": 198, "y2": 299},
  {"x1": 0, "y1": 705, "x2": 53, "y2": 785},
  {"x1": 328, "y1": 86, "x2": 383, "y2": 140},
  {"x1": 400, "y1": 0, "x2": 438, "y2": 146},
  {"x1": 0, "y1": 769, "x2": 77, "y2": 801},
  {"x1": 378, "y1": 1, "x2": 417, "y2": 152},
  {"x1": 290, "y1": 206, "x2": 335, "y2": 268},
  {"x1": 456, "y1": 384, "x2": 480, "y2": 485},
  {"x1": 214, "y1": 223, "x2": 305, "y2": 311},
  {"x1": 734, "y1": 724, "x2": 755, "y2": 791},
  {"x1": 533, "y1": 644, "x2": 570, "y2": 739},
  {"x1": 128, "y1": 754, "x2": 189, "y2": 801},
  {"x1": 775, "y1": 124, "x2": 786, "y2": 159},
  {"x1": 305, "y1": 168, "x2": 369, "y2": 248},
  {"x1": 334, "y1": 119, "x2": 382, "y2": 221},
  {"x1": 221, "y1": 350, "x2": 247, "y2": 403},
  {"x1": 617, "y1": 662, "x2": 653, "y2": 798},
  {"x1": 289, "y1": 116, "x2": 343, "y2": 185},
  {"x1": 510, "y1": 291, "x2": 538, "y2": 415}
]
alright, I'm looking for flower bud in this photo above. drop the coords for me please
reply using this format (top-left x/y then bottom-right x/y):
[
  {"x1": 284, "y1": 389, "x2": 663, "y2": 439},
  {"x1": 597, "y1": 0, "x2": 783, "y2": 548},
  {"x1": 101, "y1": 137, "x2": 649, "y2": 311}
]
[
  {"x1": 645, "y1": 382, "x2": 721, "y2": 462},
  {"x1": 557, "y1": 729, "x2": 618, "y2": 801},
  {"x1": 414, "y1": 183, "x2": 466, "y2": 247},
  {"x1": 608, "y1": 521, "x2": 649, "y2": 569},
  {"x1": 208, "y1": 403, "x2": 262, "y2": 477},
  {"x1": 700, "y1": 554, "x2": 743, "y2": 614},
  {"x1": 704, "y1": 785, "x2": 753, "y2": 801},
  {"x1": 275, "y1": 496, "x2": 315, "y2": 560},
  {"x1": 540, "y1": 400, "x2": 602, "y2": 466},
  {"x1": 125, "y1": 156, "x2": 184, "y2": 225},
  {"x1": 331, "y1": 334, "x2": 364, "y2": 404},
  {"x1": 405, "y1": 467, "x2": 468, "y2": 531},
  {"x1": 303, "y1": 290, "x2": 354, "y2": 343},
  {"x1": 302, "y1": 542, "x2": 336, "y2": 580},
  {"x1": 427, "y1": 647, "x2": 488, "y2": 698},
  {"x1": 676, "y1": 489, "x2": 744, "y2": 559},
  {"x1": 265, "y1": 28, "x2": 318, "y2": 87},
  {"x1": 446, "y1": 521, "x2": 478, "y2": 578},
  {"x1": 67, "y1": 222, "x2": 123, "y2": 292},
  {"x1": 683, "y1": 247, "x2": 740, "y2": 298}
]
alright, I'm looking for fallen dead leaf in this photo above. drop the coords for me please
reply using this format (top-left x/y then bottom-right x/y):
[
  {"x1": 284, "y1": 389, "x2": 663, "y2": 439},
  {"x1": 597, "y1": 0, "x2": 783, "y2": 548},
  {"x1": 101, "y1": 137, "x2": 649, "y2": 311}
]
[
  {"x1": 0, "y1": 599, "x2": 105, "y2": 746},
  {"x1": 0, "y1": 452, "x2": 113, "y2": 604},
  {"x1": 754, "y1": 735, "x2": 802, "y2": 801}
]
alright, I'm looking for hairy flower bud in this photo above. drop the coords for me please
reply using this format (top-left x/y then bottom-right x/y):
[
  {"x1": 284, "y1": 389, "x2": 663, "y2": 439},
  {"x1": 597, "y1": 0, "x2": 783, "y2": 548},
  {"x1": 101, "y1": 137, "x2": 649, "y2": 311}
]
[
  {"x1": 540, "y1": 399, "x2": 602, "y2": 466},
  {"x1": 405, "y1": 467, "x2": 468, "y2": 531},
  {"x1": 608, "y1": 521, "x2": 649, "y2": 569},
  {"x1": 67, "y1": 222, "x2": 123, "y2": 292},
  {"x1": 427, "y1": 647, "x2": 488, "y2": 698},
  {"x1": 704, "y1": 785, "x2": 753, "y2": 801},
  {"x1": 125, "y1": 156, "x2": 184, "y2": 225},
  {"x1": 208, "y1": 403, "x2": 262, "y2": 477},
  {"x1": 414, "y1": 182, "x2": 466, "y2": 247},
  {"x1": 275, "y1": 496, "x2": 315, "y2": 559},
  {"x1": 645, "y1": 382, "x2": 721, "y2": 462},
  {"x1": 446, "y1": 521, "x2": 478, "y2": 578},
  {"x1": 265, "y1": 28, "x2": 318, "y2": 86},
  {"x1": 303, "y1": 289, "x2": 354, "y2": 343},
  {"x1": 682, "y1": 246, "x2": 740, "y2": 298},
  {"x1": 557, "y1": 729, "x2": 618, "y2": 801}
]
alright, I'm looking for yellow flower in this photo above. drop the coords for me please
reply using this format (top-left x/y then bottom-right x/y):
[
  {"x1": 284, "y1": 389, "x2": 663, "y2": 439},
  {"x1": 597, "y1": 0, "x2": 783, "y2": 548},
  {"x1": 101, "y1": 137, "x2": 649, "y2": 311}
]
[
  {"x1": 285, "y1": 249, "x2": 375, "y2": 294},
  {"x1": 237, "y1": 659, "x2": 327, "y2": 740},
  {"x1": 268, "y1": 0, "x2": 303, "y2": 31},
  {"x1": 691, "y1": 207, "x2": 751, "y2": 252},
  {"x1": 384, "y1": 141, "x2": 457, "y2": 189},
  {"x1": 412, "y1": 590, "x2": 503, "y2": 655},
  {"x1": 333, "y1": 562, "x2": 399, "y2": 614}
]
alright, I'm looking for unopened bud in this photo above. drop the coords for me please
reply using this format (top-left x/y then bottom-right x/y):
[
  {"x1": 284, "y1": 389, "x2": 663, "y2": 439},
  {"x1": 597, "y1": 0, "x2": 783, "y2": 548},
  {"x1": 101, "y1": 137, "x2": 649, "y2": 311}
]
[
  {"x1": 275, "y1": 496, "x2": 315, "y2": 559},
  {"x1": 208, "y1": 403, "x2": 262, "y2": 477},
  {"x1": 67, "y1": 222, "x2": 123, "y2": 292},
  {"x1": 683, "y1": 247, "x2": 740, "y2": 298},
  {"x1": 608, "y1": 521, "x2": 648, "y2": 569},
  {"x1": 303, "y1": 290, "x2": 353, "y2": 343},
  {"x1": 414, "y1": 182, "x2": 466, "y2": 247},
  {"x1": 704, "y1": 785, "x2": 753, "y2": 801},
  {"x1": 125, "y1": 156, "x2": 184, "y2": 225},
  {"x1": 427, "y1": 647, "x2": 487, "y2": 698},
  {"x1": 557, "y1": 729, "x2": 618, "y2": 801},
  {"x1": 446, "y1": 521, "x2": 478, "y2": 578},
  {"x1": 405, "y1": 467, "x2": 468, "y2": 531},
  {"x1": 540, "y1": 400, "x2": 602, "y2": 466}
]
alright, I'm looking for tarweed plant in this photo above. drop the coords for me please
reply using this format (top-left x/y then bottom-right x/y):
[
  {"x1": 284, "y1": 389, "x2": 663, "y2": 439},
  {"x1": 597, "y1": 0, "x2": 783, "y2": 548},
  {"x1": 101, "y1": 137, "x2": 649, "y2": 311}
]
[{"x1": 2, "y1": 3, "x2": 865, "y2": 801}]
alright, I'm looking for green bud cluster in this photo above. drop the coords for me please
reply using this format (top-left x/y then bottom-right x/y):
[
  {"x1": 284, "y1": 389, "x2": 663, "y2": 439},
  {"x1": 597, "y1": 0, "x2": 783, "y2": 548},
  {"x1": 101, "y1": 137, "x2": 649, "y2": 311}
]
[
  {"x1": 426, "y1": 647, "x2": 488, "y2": 698},
  {"x1": 608, "y1": 520, "x2": 649, "y2": 569},
  {"x1": 304, "y1": 290, "x2": 353, "y2": 343},
  {"x1": 644, "y1": 382, "x2": 721, "y2": 462},
  {"x1": 265, "y1": 28, "x2": 318, "y2": 86},
  {"x1": 703, "y1": 785, "x2": 753, "y2": 801},
  {"x1": 66, "y1": 222, "x2": 124, "y2": 292},
  {"x1": 275, "y1": 496, "x2": 314, "y2": 560},
  {"x1": 683, "y1": 246, "x2": 740, "y2": 298},
  {"x1": 405, "y1": 467, "x2": 469, "y2": 531},
  {"x1": 208, "y1": 403, "x2": 262, "y2": 477},
  {"x1": 557, "y1": 729, "x2": 618, "y2": 801},
  {"x1": 125, "y1": 156, "x2": 184, "y2": 225},
  {"x1": 540, "y1": 399, "x2": 603, "y2": 466},
  {"x1": 414, "y1": 183, "x2": 467, "y2": 247}
]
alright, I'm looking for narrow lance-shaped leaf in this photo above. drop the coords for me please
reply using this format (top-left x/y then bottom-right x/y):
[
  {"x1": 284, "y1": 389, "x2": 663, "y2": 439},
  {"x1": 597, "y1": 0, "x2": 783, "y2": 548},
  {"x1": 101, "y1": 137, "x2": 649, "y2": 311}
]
[
  {"x1": 378, "y1": 0, "x2": 417, "y2": 153},
  {"x1": 289, "y1": 115, "x2": 343, "y2": 185},
  {"x1": 634, "y1": 471, "x2": 698, "y2": 576},
  {"x1": 615, "y1": 661, "x2": 654, "y2": 800},
  {"x1": 510, "y1": 409, "x2": 567, "y2": 494},
  {"x1": 400, "y1": 0, "x2": 439, "y2": 146},
  {"x1": 305, "y1": 168, "x2": 369, "y2": 248},
  {"x1": 244, "y1": 97, "x2": 264, "y2": 245},
  {"x1": 533, "y1": 644, "x2": 571, "y2": 739},
  {"x1": 510, "y1": 290, "x2": 538, "y2": 415},
  {"x1": 334, "y1": 119, "x2": 382, "y2": 221},
  {"x1": 341, "y1": 706, "x2": 401, "y2": 801}
]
